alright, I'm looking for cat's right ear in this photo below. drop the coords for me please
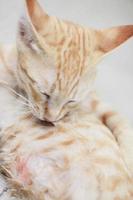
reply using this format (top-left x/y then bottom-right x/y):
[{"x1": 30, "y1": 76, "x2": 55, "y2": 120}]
[{"x1": 95, "y1": 25, "x2": 133, "y2": 55}]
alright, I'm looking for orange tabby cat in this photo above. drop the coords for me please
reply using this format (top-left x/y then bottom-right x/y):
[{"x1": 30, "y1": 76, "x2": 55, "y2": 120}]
[{"x1": 0, "y1": 0, "x2": 133, "y2": 199}]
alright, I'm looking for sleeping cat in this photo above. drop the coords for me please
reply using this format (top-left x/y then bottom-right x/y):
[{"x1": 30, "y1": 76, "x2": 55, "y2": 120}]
[{"x1": 0, "y1": 0, "x2": 133, "y2": 199}]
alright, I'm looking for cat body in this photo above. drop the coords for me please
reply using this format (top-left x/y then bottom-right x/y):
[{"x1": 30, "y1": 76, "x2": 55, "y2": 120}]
[
  {"x1": 0, "y1": 111, "x2": 133, "y2": 200},
  {"x1": 0, "y1": 50, "x2": 133, "y2": 199},
  {"x1": 0, "y1": 44, "x2": 133, "y2": 200},
  {"x1": 0, "y1": 0, "x2": 133, "y2": 199}
]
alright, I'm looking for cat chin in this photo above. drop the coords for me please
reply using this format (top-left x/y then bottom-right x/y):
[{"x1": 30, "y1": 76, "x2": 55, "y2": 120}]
[
  {"x1": 31, "y1": 112, "x2": 55, "y2": 126},
  {"x1": 33, "y1": 112, "x2": 70, "y2": 125},
  {"x1": 37, "y1": 118, "x2": 55, "y2": 127}
]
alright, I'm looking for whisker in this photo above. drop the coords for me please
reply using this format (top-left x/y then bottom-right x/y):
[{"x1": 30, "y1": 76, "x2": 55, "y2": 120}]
[
  {"x1": 16, "y1": 99, "x2": 29, "y2": 107},
  {"x1": 0, "y1": 80, "x2": 29, "y2": 101},
  {"x1": 0, "y1": 80, "x2": 38, "y2": 114},
  {"x1": 21, "y1": 110, "x2": 32, "y2": 115},
  {"x1": 0, "y1": 80, "x2": 33, "y2": 105}
]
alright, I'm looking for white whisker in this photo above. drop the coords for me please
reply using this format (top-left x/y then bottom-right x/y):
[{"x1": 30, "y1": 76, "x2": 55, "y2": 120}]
[
  {"x1": 16, "y1": 99, "x2": 29, "y2": 107},
  {"x1": 0, "y1": 80, "x2": 38, "y2": 116},
  {"x1": 0, "y1": 80, "x2": 28, "y2": 101}
]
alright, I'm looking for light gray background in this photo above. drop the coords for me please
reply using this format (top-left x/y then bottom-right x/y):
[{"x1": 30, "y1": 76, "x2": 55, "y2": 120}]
[{"x1": 0, "y1": 0, "x2": 133, "y2": 123}]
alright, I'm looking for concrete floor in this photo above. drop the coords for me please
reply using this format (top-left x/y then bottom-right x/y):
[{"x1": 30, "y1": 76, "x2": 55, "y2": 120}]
[{"x1": 0, "y1": 0, "x2": 133, "y2": 124}]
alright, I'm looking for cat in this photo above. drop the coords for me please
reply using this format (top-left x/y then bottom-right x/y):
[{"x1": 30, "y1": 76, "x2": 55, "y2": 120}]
[
  {"x1": 16, "y1": 0, "x2": 133, "y2": 123},
  {"x1": 0, "y1": 0, "x2": 133, "y2": 199}
]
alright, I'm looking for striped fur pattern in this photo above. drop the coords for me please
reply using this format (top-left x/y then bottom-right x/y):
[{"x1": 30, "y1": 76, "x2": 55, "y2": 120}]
[
  {"x1": 16, "y1": 0, "x2": 133, "y2": 122},
  {"x1": 0, "y1": 47, "x2": 133, "y2": 200},
  {"x1": 0, "y1": 0, "x2": 133, "y2": 199},
  {"x1": 0, "y1": 111, "x2": 133, "y2": 200}
]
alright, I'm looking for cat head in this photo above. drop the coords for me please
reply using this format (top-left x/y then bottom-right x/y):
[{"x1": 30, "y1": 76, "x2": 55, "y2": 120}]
[{"x1": 17, "y1": 0, "x2": 133, "y2": 122}]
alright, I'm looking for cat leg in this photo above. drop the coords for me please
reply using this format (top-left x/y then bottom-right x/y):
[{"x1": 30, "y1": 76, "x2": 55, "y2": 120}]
[{"x1": 90, "y1": 93, "x2": 133, "y2": 176}]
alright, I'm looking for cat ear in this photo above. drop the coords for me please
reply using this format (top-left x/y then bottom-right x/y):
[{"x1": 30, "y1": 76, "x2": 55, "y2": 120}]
[
  {"x1": 95, "y1": 25, "x2": 133, "y2": 54},
  {"x1": 18, "y1": 0, "x2": 50, "y2": 52},
  {"x1": 25, "y1": 0, "x2": 49, "y2": 31}
]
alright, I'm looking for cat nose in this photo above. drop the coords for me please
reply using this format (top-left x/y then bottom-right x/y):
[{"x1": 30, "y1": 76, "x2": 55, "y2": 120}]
[
  {"x1": 44, "y1": 115, "x2": 58, "y2": 123},
  {"x1": 44, "y1": 110, "x2": 61, "y2": 122}
]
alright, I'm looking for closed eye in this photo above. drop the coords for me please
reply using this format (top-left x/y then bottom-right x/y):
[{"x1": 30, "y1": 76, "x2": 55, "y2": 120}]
[
  {"x1": 41, "y1": 92, "x2": 50, "y2": 99},
  {"x1": 67, "y1": 100, "x2": 76, "y2": 104},
  {"x1": 37, "y1": 85, "x2": 51, "y2": 99}
]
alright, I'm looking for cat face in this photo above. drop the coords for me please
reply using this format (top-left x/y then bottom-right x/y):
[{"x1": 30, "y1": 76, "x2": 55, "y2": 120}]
[{"x1": 17, "y1": 0, "x2": 133, "y2": 122}]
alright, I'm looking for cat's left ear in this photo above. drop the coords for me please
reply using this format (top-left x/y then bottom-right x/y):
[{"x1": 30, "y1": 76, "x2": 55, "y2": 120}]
[
  {"x1": 95, "y1": 25, "x2": 133, "y2": 55},
  {"x1": 25, "y1": 0, "x2": 49, "y2": 31},
  {"x1": 18, "y1": 0, "x2": 51, "y2": 52}
]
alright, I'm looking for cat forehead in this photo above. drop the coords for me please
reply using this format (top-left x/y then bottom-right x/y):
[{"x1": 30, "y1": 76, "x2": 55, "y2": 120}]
[
  {"x1": 35, "y1": 67, "x2": 56, "y2": 87},
  {"x1": 23, "y1": 52, "x2": 56, "y2": 87}
]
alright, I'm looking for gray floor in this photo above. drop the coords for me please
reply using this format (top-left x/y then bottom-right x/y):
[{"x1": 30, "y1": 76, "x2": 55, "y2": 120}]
[{"x1": 0, "y1": 0, "x2": 133, "y2": 124}]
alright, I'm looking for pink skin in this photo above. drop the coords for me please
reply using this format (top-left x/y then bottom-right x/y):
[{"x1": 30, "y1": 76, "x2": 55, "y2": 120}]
[{"x1": 16, "y1": 157, "x2": 32, "y2": 185}]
